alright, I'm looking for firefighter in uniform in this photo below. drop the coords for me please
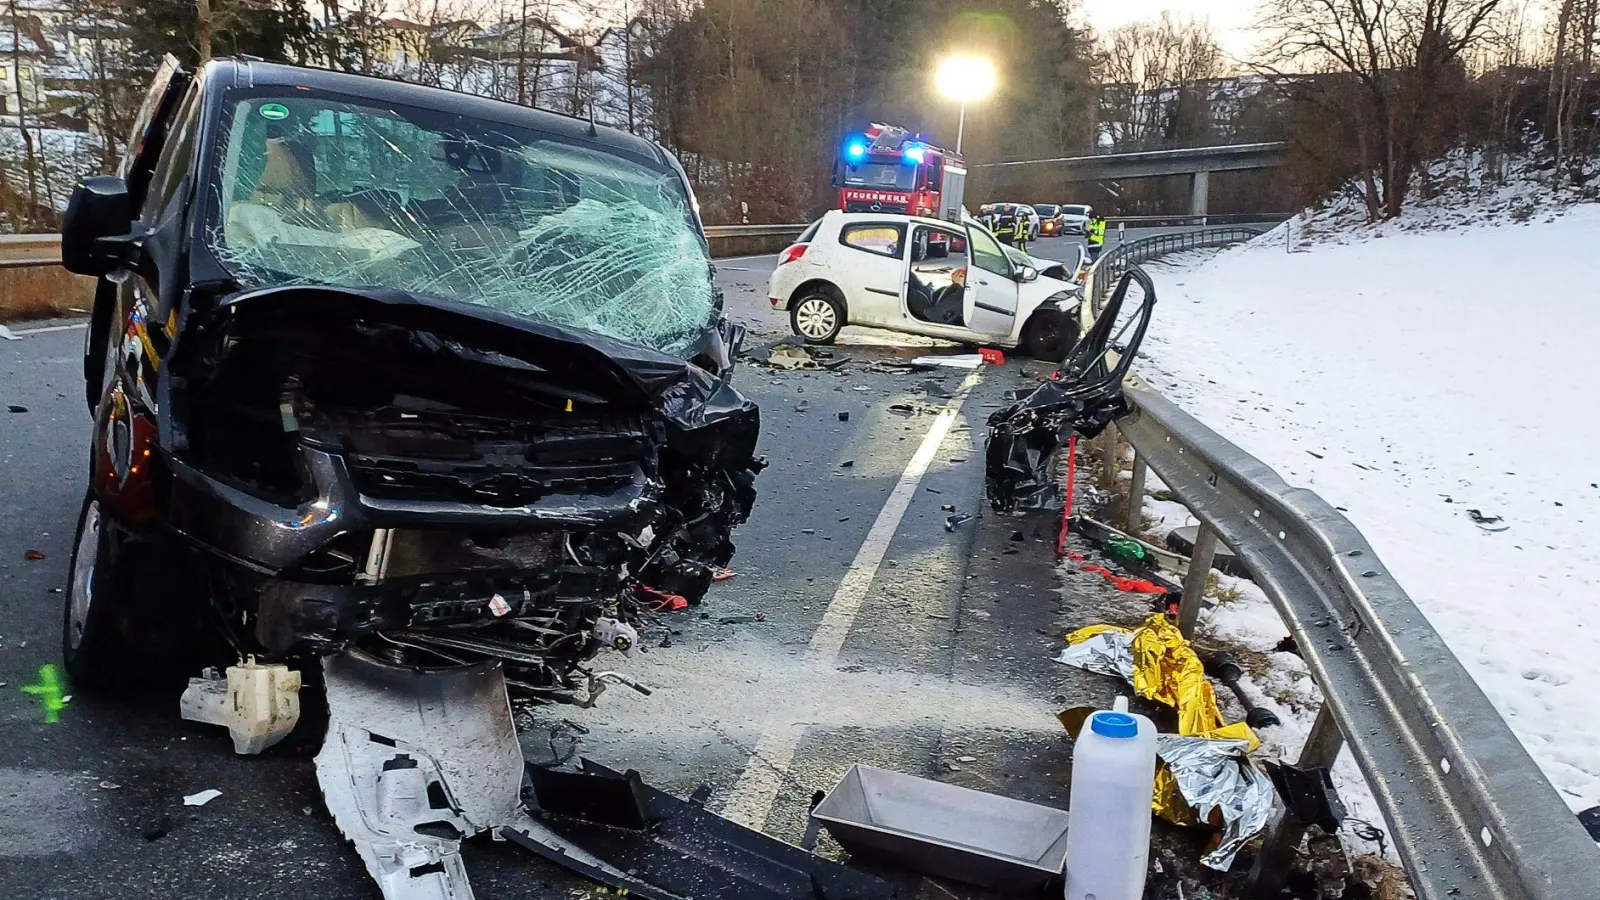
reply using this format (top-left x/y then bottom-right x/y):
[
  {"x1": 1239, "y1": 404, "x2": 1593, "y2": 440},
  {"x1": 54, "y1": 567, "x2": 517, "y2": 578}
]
[
  {"x1": 1087, "y1": 215, "x2": 1107, "y2": 261},
  {"x1": 990, "y1": 207, "x2": 1023, "y2": 249}
]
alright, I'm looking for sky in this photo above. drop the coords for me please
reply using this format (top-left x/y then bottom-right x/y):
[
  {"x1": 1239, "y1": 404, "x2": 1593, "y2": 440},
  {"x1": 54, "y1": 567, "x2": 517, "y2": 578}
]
[{"x1": 1078, "y1": 0, "x2": 1262, "y2": 62}]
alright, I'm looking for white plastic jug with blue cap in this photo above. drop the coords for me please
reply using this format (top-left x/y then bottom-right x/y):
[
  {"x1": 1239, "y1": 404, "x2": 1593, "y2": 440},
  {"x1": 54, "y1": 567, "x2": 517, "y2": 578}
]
[{"x1": 1063, "y1": 696, "x2": 1157, "y2": 900}]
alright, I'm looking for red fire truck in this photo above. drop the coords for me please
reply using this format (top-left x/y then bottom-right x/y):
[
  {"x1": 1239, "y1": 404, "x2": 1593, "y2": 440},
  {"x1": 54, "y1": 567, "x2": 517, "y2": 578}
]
[{"x1": 834, "y1": 124, "x2": 967, "y2": 224}]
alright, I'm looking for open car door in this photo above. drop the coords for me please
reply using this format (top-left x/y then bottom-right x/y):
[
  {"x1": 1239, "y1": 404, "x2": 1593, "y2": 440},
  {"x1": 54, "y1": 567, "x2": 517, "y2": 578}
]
[{"x1": 961, "y1": 224, "x2": 1020, "y2": 338}]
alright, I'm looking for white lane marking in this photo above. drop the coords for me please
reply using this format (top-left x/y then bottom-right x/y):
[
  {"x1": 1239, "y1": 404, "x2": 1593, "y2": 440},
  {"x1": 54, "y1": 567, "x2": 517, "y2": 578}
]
[
  {"x1": 8, "y1": 321, "x2": 88, "y2": 337},
  {"x1": 719, "y1": 369, "x2": 983, "y2": 829}
]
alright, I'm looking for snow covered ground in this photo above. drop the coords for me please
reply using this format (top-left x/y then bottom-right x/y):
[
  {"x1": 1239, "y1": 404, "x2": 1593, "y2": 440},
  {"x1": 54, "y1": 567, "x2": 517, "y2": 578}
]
[{"x1": 1134, "y1": 203, "x2": 1600, "y2": 815}]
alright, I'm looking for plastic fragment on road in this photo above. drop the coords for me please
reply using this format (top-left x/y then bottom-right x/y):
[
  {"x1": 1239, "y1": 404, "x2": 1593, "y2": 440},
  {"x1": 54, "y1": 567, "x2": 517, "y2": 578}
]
[
  {"x1": 978, "y1": 348, "x2": 1005, "y2": 365},
  {"x1": 315, "y1": 650, "x2": 525, "y2": 900},
  {"x1": 913, "y1": 353, "x2": 983, "y2": 369},
  {"x1": 179, "y1": 659, "x2": 303, "y2": 755},
  {"x1": 0, "y1": 324, "x2": 18, "y2": 341},
  {"x1": 183, "y1": 789, "x2": 223, "y2": 807},
  {"x1": 514, "y1": 759, "x2": 897, "y2": 900},
  {"x1": 811, "y1": 764, "x2": 1068, "y2": 892}
]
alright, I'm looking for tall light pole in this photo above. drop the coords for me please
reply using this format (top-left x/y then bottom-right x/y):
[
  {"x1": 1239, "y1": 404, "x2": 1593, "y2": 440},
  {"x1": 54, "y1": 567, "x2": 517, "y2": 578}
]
[{"x1": 934, "y1": 56, "x2": 996, "y2": 155}]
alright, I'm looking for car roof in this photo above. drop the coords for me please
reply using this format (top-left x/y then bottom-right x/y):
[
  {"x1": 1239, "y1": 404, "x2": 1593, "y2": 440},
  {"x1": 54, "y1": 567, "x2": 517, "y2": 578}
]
[
  {"x1": 823, "y1": 210, "x2": 964, "y2": 230},
  {"x1": 206, "y1": 58, "x2": 668, "y2": 165}
]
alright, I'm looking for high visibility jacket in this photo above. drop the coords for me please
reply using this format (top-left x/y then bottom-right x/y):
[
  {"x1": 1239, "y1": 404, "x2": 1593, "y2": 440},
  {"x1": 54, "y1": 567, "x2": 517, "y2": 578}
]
[{"x1": 1088, "y1": 219, "x2": 1106, "y2": 246}]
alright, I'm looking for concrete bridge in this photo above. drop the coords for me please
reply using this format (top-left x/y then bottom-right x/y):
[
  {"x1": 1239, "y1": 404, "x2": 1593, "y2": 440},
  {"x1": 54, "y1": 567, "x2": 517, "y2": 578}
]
[{"x1": 974, "y1": 142, "x2": 1288, "y2": 216}]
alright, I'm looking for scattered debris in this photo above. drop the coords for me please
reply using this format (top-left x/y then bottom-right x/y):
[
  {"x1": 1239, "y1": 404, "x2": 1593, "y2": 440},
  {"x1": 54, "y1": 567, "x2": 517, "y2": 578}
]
[
  {"x1": 23, "y1": 548, "x2": 45, "y2": 560},
  {"x1": 1262, "y1": 761, "x2": 1346, "y2": 833},
  {"x1": 1055, "y1": 615, "x2": 1270, "y2": 869},
  {"x1": 711, "y1": 567, "x2": 737, "y2": 583},
  {"x1": 1274, "y1": 634, "x2": 1301, "y2": 656},
  {"x1": 142, "y1": 813, "x2": 172, "y2": 842},
  {"x1": 956, "y1": 755, "x2": 977, "y2": 763},
  {"x1": 986, "y1": 271, "x2": 1155, "y2": 511},
  {"x1": 838, "y1": 411, "x2": 850, "y2": 421},
  {"x1": 0, "y1": 324, "x2": 19, "y2": 341},
  {"x1": 813, "y1": 764, "x2": 1069, "y2": 892},
  {"x1": 1467, "y1": 508, "x2": 1508, "y2": 532},
  {"x1": 913, "y1": 353, "x2": 984, "y2": 369},
  {"x1": 940, "y1": 504, "x2": 956, "y2": 512},
  {"x1": 183, "y1": 789, "x2": 223, "y2": 807},
  {"x1": 1201, "y1": 651, "x2": 1281, "y2": 729},
  {"x1": 1578, "y1": 805, "x2": 1600, "y2": 841},
  {"x1": 98, "y1": 780, "x2": 121, "y2": 790},
  {"x1": 839, "y1": 460, "x2": 854, "y2": 469},
  {"x1": 7, "y1": 404, "x2": 27, "y2": 413},
  {"x1": 1010, "y1": 530, "x2": 1026, "y2": 542},
  {"x1": 512, "y1": 759, "x2": 896, "y2": 900},
  {"x1": 179, "y1": 661, "x2": 303, "y2": 755},
  {"x1": 978, "y1": 348, "x2": 1005, "y2": 365},
  {"x1": 944, "y1": 513, "x2": 976, "y2": 532},
  {"x1": 794, "y1": 399, "x2": 809, "y2": 412}
]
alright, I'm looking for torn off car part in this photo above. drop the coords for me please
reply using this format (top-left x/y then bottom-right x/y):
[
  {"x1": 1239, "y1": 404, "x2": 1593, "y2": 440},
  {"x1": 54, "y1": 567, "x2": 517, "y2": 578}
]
[
  {"x1": 1262, "y1": 761, "x2": 1346, "y2": 834},
  {"x1": 811, "y1": 764, "x2": 1069, "y2": 893},
  {"x1": 984, "y1": 269, "x2": 1156, "y2": 512},
  {"x1": 57, "y1": 57, "x2": 763, "y2": 705},
  {"x1": 316, "y1": 649, "x2": 525, "y2": 900},
  {"x1": 178, "y1": 658, "x2": 302, "y2": 754},
  {"x1": 512, "y1": 759, "x2": 897, "y2": 900}
]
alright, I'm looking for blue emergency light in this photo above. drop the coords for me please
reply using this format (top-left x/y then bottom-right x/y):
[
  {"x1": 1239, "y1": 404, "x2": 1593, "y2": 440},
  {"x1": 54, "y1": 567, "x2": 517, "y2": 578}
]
[
  {"x1": 845, "y1": 140, "x2": 867, "y2": 161},
  {"x1": 902, "y1": 143, "x2": 926, "y2": 163}
]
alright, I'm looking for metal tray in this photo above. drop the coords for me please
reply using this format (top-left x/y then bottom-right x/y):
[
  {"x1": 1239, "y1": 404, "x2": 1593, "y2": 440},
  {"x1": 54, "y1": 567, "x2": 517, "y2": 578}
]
[{"x1": 810, "y1": 764, "x2": 1070, "y2": 893}]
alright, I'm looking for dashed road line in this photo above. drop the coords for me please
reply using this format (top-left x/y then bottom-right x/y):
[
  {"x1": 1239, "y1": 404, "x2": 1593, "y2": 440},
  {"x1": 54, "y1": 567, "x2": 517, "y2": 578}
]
[{"x1": 718, "y1": 369, "x2": 983, "y2": 829}]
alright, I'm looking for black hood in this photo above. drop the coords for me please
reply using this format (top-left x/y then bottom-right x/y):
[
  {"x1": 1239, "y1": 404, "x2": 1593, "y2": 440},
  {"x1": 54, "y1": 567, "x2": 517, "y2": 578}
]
[{"x1": 215, "y1": 284, "x2": 706, "y2": 402}]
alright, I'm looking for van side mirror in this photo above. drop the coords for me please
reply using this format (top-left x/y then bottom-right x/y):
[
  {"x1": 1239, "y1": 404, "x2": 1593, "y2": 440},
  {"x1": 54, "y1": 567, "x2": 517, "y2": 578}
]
[{"x1": 62, "y1": 175, "x2": 137, "y2": 277}]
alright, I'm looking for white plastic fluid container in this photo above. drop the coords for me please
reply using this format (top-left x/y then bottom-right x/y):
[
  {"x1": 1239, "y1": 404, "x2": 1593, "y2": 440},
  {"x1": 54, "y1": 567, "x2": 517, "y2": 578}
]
[{"x1": 1063, "y1": 697, "x2": 1158, "y2": 900}]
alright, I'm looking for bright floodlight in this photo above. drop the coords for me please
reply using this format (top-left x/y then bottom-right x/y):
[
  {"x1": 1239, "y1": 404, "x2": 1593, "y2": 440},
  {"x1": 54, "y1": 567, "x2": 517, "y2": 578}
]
[{"x1": 934, "y1": 56, "x2": 996, "y2": 104}]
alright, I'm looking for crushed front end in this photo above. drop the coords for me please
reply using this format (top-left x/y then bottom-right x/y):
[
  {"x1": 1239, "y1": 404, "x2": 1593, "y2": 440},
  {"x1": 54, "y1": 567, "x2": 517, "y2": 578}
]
[{"x1": 164, "y1": 287, "x2": 762, "y2": 702}]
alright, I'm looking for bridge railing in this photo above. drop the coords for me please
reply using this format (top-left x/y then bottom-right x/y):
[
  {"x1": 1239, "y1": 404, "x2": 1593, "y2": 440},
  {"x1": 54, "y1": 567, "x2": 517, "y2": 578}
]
[{"x1": 1077, "y1": 231, "x2": 1600, "y2": 898}]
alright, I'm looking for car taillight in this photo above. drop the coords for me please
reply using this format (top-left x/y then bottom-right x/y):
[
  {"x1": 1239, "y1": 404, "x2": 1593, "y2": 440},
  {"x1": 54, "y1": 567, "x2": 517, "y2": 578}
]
[{"x1": 778, "y1": 243, "x2": 808, "y2": 265}]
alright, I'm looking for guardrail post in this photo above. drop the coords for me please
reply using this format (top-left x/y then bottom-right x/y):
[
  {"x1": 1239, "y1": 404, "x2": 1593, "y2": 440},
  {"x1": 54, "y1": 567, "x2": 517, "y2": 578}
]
[
  {"x1": 1243, "y1": 702, "x2": 1344, "y2": 896},
  {"x1": 1100, "y1": 424, "x2": 1120, "y2": 484},
  {"x1": 1125, "y1": 452, "x2": 1147, "y2": 534},
  {"x1": 1176, "y1": 523, "x2": 1217, "y2": 638}
]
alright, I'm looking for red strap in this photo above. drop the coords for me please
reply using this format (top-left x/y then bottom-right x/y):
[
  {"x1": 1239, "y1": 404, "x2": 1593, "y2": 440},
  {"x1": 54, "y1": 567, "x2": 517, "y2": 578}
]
[{"x1": 1057, "y1": 433, "x2": 1078, "y2": 556}]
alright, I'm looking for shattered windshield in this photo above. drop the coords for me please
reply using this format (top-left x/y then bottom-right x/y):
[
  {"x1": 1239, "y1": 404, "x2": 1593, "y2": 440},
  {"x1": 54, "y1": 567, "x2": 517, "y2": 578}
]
[{"x1": 209, "y1": 92, "x2": 715, "y2": 355}]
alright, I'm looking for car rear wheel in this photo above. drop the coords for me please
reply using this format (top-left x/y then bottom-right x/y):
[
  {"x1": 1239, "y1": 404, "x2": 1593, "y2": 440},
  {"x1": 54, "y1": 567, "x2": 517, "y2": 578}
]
[{"x1": 791, "y1": 291, "x2": 843, "y2": 344}]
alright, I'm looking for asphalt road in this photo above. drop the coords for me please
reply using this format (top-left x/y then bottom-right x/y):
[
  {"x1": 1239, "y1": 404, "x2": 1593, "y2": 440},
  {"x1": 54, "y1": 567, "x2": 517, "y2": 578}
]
[{"x1": 0, "y1": 248, "x2": 1217, "y2": 899}]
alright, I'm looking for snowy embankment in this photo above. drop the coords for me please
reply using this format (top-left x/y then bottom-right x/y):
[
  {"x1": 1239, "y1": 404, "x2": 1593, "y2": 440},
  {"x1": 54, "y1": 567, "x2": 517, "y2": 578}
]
[{"x1": 1137, "y1": 204, "x2": 1600, "y2": 816}]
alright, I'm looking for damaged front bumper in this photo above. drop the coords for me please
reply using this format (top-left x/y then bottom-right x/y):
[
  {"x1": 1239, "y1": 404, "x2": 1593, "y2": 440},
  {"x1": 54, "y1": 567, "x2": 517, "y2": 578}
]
[{"x1": 148, "y1": 285, "x2": 763, "y2": 700}]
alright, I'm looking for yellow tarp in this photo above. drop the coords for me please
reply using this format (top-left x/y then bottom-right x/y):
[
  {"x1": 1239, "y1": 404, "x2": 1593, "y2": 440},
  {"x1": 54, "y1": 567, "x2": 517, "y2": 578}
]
[{"x1": 1063, "y1": 614, "x2": 1259, "y2": 825}]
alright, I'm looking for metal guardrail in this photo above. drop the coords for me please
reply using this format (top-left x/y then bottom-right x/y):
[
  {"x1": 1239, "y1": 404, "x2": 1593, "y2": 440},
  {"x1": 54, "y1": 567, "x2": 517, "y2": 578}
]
[
  {"x1": 703, "y1": 223, "x2": 807, "y2": 239},
  {"x1": 1084, "y1": 226, "x2": 1264, "y2": 313},
  {"x1": 1082, "y1": 234, "x2": 1600, "y2": 898},
  {"x1": 1108, "y1": 213, "x2": 1290, "y2": 227}
]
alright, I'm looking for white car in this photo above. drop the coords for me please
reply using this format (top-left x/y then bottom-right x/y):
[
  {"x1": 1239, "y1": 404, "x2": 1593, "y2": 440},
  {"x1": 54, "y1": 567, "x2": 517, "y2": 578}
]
[
  {"x1": 1058, "y1": 203, "x2": 1093, "y2": 235},
  {"x1": 765, "y1": 211, "x2": 1083, "y2": 358}
]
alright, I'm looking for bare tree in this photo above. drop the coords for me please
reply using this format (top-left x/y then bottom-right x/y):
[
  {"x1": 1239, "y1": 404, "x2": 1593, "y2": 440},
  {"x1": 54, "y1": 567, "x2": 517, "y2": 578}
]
[
  {"x1": 1257, "y1": 0, "x2": 1504, "y2": 219},
  {"x1": 1098, "y1": 13, "x2": 1224, "y2": 152}
]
